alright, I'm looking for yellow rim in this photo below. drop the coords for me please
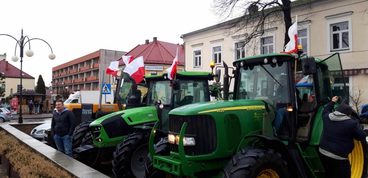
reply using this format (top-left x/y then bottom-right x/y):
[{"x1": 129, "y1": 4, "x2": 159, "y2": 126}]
[
  {"x1": 257, "y1": 169, "x2": 280, "y2": 178},
  {"x1": 349, "y1": 140, "x2": 364, "y2": 178}
]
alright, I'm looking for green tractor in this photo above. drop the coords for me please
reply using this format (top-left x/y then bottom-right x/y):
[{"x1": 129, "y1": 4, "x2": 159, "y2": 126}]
[
  {"x1": 148, "y1": 53, "x2": 367, "y2": 178},
  {"x1": 73, "y1": 71, "x2": 214, "y2": 177}
]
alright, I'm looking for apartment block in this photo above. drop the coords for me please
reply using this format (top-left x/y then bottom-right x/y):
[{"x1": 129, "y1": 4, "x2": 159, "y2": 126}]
[{"x1": 52, "y1": 49, "x2": 125, "y2": 94}]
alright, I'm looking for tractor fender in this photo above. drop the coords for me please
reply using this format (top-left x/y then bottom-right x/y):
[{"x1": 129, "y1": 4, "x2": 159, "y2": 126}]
[{"x1": 237, "y1": 135, "x2": 288, "y2": 157}]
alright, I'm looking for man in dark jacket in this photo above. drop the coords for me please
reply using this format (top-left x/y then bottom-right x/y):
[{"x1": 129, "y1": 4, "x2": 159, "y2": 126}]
[
  {"x1": 51, "y1": 99, "x2": 76, "y2": 156},
  {"x1": 319, "y1": 96, "x2": 366, "y2": 178}
]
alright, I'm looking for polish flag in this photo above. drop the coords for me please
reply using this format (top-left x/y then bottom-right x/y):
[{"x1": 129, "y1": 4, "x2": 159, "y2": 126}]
[
  {"x1": 106, "y1": 61, "x2": 119, "y2": 76},
  {"x1": 166, "y1": 47, "x2": 179, "y2": 80},
  {"x1": 284, "y1": 18, "x2": 298, "y2": 54},
  {"x1": 123, "y1": 56, "x2": 145, "y2": 84}
]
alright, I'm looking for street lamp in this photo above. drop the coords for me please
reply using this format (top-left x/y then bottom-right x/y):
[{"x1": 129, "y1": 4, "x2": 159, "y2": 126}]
[{"x1": 0, "y1": 29, "x2": 55, "y2": 123}]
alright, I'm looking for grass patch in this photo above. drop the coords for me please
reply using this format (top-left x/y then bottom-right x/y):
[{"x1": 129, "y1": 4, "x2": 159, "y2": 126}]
[{"x1": 0, "y1": 130, "x2": 75, "y2": 178}]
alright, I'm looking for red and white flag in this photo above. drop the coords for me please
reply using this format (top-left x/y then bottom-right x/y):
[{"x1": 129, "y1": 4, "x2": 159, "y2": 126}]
[
  {"x1": 166, "y1": 47, "x2": 179, "y2": 80},
  {"x1": 284, "y1": 17, "x2": 298, "y2": 54},
  {"x1": 123, "y1": 56, "x2": 145, "y2": 84},
  {"x1": 106, "y1": 61, "x2": 119, "y2": 76}
]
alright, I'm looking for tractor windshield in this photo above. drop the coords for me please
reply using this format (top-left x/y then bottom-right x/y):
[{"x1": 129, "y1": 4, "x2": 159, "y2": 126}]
[
  {"x1": 237, "y1": 62, "x2": 291, "y2": 107},
  {"x1": 118, "y1": 73, "x2": 135, "y2": 104},
  {"x1": 147, "y1": 80, "x2": 172, "y2": 105},
  {"x1": 118, "y1": 73, "x2": 147, "y2": 106},
  {"x1": 174, "y1": 80, "x2": 209, "y2": 107}
]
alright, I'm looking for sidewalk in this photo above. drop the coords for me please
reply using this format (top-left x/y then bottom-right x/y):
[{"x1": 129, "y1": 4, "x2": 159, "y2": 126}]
[{"x1": 13, "y1": 113, "x2": 53, "y2": 119}]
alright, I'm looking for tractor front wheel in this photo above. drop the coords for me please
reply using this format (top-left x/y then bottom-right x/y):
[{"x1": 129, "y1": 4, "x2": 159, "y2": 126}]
[
  {"x1": 72, "y1": 121, "x2": 92, "y2": 149},
  {"x1": 112, "y1": 131, "x2": 150, "y2": 178},
  {"x1": 144, "y1": 138, "x2": 169, "y2": 178},
  {"x1": 223, "y1": 148, "x2": 289, "y2": 178}
]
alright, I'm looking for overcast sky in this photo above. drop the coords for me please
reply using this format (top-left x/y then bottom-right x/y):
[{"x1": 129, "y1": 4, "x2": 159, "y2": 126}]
[{"x1": 0, "y1": 0, "x2": 221, "y2": 86}]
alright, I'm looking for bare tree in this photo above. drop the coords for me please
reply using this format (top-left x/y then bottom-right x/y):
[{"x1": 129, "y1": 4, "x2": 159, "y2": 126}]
[
  {"x1": 214, "y1": 0, "x2": 292, "y2": 46},
  {"x1": 350, "y1": 89, "x2": 363, "y2": 114}
]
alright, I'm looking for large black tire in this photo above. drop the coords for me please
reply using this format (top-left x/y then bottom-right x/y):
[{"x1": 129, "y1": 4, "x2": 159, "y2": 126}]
[
  {"x1": 223, "y1": 148, "x2": 289, "y2": 178},
  {"x1": 72, "y1": 121, "x2": 92, "y2": 149},
  {"x1": 112, "y1": 131, "x2": 150, "y2": 178},
  {"x1": 144, "y1": 138, "x2": 169, "y2": 178}
]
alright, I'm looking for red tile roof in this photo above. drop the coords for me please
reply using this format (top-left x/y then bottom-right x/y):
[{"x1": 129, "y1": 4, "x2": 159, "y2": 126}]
[
  {"x1": 0, "y1": 59, "x2": 34, "y2": 79},
  {"x1": 119, "y1": 38, "x2": 184, "y2": 66}
]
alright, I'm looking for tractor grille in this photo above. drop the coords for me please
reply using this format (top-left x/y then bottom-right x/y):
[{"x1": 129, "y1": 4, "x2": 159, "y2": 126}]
[
  {"x1": 100, "y1": 114, "x2": 133, "y2": 138},
  {"x1": 169, "y1": 115, "x2": 216, "y2": 155}
]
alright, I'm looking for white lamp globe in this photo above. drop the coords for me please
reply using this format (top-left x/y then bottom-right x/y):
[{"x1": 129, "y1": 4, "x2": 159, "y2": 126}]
[
  {"x1": 49, "y1": 53, "x2": 56, "y2": 60},
  {"x1": 11, "y1": 56, "x2": 19, "y2": 62},
  {"x1": 25, "y1": 50, "x2": 34, "y2": 57}
]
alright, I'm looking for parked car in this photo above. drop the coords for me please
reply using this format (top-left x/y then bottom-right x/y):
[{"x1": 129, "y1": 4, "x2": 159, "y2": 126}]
[
  {"x1": 30, "y1": 120, "x2": 51, "y2": 141},
  {"x1": 0, "y1": 107, "x2": 13, "y2": 122}
]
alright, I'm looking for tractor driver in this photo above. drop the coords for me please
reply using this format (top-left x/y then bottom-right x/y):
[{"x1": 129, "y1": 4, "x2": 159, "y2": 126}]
[{"x1": 273, "y1": 74, "x2": 290, "y2": 135}]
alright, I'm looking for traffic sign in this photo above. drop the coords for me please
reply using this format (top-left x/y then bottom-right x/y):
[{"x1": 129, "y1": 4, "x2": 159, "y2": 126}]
[{"x1": 101, "y1": 84, "x2": 111, "y2": 94}]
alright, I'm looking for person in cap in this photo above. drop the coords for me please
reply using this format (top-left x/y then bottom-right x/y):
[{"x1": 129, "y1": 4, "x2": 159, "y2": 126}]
[{"x1": 319, "y1": 96, "x2": 366, "y2": 178}]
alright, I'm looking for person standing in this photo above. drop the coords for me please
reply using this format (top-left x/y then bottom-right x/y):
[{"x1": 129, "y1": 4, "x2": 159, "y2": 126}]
[
  {"x1": 28, "y1": 99, "x2": 34, "y2": 114},
  {"x1": 51, "y1": 99, "x2": 76, "y2": 157},
  {"x1": 319, "y1": 96, "x2": 366, "y2": 178}
]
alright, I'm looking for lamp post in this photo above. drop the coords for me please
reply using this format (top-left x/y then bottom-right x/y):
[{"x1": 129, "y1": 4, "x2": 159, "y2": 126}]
[{"x1": 0, "y1": 29, "x2": 55, "y2": 123}]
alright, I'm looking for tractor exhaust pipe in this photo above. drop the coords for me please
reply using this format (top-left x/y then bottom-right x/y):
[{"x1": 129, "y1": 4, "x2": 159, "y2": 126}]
[{"x1": 223, "y1": 61, "x2": 229, "y2": 100}]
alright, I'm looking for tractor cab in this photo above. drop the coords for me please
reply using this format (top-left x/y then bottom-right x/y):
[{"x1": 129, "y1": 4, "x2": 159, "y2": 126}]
[{"x1": 116, "y1": 72, "x2": 148, "y2": 108}]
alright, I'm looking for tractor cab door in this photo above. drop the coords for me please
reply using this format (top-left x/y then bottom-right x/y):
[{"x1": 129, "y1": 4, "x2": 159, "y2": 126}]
[
  {"x1": 317, "y1": 53, "x2": 348, "y2": 103},
  {"x1": 296, "y1": 53, "x2": 346, "y2": 142}
]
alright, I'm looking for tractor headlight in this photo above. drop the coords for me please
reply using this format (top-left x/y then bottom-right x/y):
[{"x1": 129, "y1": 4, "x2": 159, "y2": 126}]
[
  {"x1": 182, "y1": 137, "x2": 196, "y2": 146},
  {"x1": 168, "y1": 134, "x2": 175, "y2": 144},
  {"x1": 168, "y1": 134, "x2": 195, "y2": 146}
]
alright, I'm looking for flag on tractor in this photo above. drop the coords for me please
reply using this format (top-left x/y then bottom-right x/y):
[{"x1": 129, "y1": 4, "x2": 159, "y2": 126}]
[
  {"x1": 106, "y1": 61, "x2": 119, "y2": 76},
  {"x1": 123, "y1": 56, "x2": 145, "y2": 84},
  {"x1": 166, "y1": 47, "x2": 179, "y2": 80},
  {"x1": 284, "y1": 17, "x2": 298, "y2": 54}
]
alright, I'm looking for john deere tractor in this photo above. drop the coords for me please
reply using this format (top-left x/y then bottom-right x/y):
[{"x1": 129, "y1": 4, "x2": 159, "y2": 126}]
[
  {"x1": 73, "y1": 71, "x2": 214, "y2": 177},
  {"x1": 148, "y1": 53, "x2": 367, "y2": 178}
]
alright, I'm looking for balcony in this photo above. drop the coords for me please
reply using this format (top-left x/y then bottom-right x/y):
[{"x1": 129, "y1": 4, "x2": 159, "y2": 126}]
[
  {"x1": 79, "y1": 66, "x2": 90, "y2": 72},
  {"x1": 73, "y1": 78, "x2": 85, "y2": 83},
  {"x1": 93, "y1": 63, "x2": 99, "y2": 68},
  {"x1": 86, "y1": 76, "x2": 98, "y2": 81},
  {"x1": 59, "y1": 72, "x2": 67, "y2": 76},
  {"x1": 69, "y1": 69, "x2": 77, "y2": 74}
]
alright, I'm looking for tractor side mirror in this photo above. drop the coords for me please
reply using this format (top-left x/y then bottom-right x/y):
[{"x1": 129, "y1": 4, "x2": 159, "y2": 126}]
[
  {"x1": 214, "y1": 69, "x2": 221, "y2": 83},
  {"x1": 171, "y1": 80, "x2": 180, "y2": 90},
  {"x1": 302, "y1": 57, "x2": 317, "y2": 75}
]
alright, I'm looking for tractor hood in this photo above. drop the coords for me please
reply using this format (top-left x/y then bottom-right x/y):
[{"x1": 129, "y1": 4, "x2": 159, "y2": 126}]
[
  {"x1": 91, "y1": 106, "x2": 158, "y2": 126},
  {"x1": 169, "y1": 99, "x2": 267, "y2": 115}
]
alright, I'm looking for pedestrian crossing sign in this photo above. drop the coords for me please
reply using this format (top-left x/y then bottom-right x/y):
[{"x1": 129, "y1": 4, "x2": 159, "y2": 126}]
[{"x1": 101, "y1": 84, "x2": 111, "y2": 94}]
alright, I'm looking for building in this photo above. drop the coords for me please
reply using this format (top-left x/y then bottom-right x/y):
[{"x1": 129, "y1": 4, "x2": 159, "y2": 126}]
[
  {"x1": 120, "y1": 37, "x2": 184, "y2": 75},
  {"x1": 52, "y1": 49, "x2": 125, "y2": 94},
  {"x1": 181, "y1": 0, "x2": 368, "y2": 105},
  {"x1": 0, "y1": 58, "x2": 35, "y2": 98}
]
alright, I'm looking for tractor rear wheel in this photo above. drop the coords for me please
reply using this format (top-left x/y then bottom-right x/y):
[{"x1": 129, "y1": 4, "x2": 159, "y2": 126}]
[
  {"x1": 72, "y1": 121, "x2": 92, "y2": 149},
  {"x1": 112, "y1": 131, "x2": 150, "y2": 178},
  {"x1": 223, "y1": 148, "x2": 289, "y2": 178}
]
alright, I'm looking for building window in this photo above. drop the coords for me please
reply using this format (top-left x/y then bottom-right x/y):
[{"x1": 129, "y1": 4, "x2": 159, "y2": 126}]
[
  {"x1": 235, "y1": 41, "x2": 246, "y2": 60},
  {"x1": 212, "y1": 46, "x2": 222, "y2": 64},
  {"x1": 193, "y1": 50, "x2": 201, "y2": 68},
  {"x1": 261, "y1": 36, "x2": 274, "y2": 54},
  {"x1": 330, "y1": 21, "x2": 350, "y2": 51},
  {"x1": 298, "y1": 28, "x2": 308, "y2": 55}
]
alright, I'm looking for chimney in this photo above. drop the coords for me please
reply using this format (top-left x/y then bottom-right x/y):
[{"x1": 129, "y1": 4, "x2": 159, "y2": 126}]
[
  {"x1": 145, "y1": 39, "x2": 149, "y2": 44},
  {"x1": 153, "y1": 37, "x2": 157, "y2": 42},
  {"x1": 6, "y1": 61, "x2": 9, "y2": 70}
]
